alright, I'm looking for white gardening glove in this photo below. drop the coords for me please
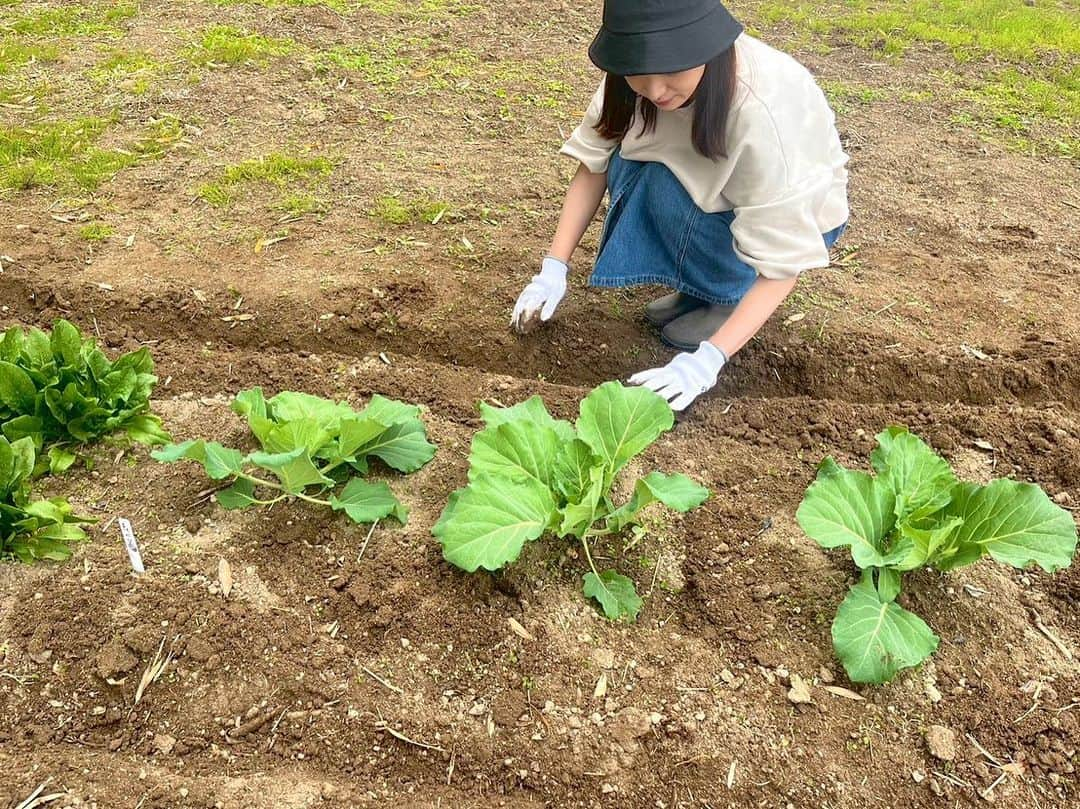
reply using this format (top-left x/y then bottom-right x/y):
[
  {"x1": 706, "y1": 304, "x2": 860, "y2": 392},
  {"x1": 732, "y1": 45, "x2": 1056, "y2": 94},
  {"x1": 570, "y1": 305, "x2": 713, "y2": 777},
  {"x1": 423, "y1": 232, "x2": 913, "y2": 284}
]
[
  {"x1": 510, "y1": 256, "x2": 568, "y2": 333},
  {"x1": 629, "y1": 341, "x2": 728, "y2": 411}
]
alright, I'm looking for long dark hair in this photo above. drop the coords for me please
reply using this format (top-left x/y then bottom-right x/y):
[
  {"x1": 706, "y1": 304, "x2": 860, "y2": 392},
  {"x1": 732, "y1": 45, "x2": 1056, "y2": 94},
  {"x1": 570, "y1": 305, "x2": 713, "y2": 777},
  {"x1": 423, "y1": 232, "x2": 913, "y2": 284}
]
[{"x1": 595, "y1": 46, "x2": 738, "y2": 160}]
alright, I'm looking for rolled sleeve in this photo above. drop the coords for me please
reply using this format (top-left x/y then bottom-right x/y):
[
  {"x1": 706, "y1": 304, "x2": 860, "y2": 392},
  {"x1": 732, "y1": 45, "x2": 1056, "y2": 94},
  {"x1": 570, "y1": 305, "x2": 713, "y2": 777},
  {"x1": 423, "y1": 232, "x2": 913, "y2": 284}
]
[
  {"x1": 559, "y1": 81, "x2": 618, "y2": 174},
  {"x1": 730, "y1": 172, "x2": 834, "y2": 279},
  {"x1": 723, "y1": 95, "x2": 837, "y2": 280}
]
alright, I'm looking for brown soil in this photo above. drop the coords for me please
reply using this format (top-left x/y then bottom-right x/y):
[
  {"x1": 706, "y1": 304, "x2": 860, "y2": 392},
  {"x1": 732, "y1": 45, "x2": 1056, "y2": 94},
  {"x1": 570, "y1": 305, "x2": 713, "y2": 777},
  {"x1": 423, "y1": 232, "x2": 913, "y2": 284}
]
[{"x1": 1, "y1": 2, "x2": 1078, "y2": 808}]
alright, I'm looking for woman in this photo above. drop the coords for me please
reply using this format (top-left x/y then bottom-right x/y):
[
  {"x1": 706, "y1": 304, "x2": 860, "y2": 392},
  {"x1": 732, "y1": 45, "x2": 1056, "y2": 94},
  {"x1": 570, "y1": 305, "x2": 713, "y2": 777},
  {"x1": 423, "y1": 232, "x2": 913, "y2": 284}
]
[{"x1": 511, "y1": 0, "x2": 849, "y2": 411}]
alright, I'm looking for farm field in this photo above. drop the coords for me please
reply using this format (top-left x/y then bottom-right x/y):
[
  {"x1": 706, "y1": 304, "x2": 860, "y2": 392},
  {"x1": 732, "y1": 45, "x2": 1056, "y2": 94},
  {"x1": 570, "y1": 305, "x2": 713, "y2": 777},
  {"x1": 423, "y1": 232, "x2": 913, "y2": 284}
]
[{"x1": 1, "y1": 1, "x2": 1078, "y2": 808}]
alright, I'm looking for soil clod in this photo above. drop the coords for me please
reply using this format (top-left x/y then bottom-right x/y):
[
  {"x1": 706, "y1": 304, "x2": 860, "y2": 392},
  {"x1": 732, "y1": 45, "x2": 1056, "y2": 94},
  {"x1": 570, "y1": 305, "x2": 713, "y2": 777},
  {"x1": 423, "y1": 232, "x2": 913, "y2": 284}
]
[
  {"x1": 927, "y1": 725, "x2": 958, "y2": 762},
  {"x1": 96, "y1": 638, "x2": 139, "y2": 681}
]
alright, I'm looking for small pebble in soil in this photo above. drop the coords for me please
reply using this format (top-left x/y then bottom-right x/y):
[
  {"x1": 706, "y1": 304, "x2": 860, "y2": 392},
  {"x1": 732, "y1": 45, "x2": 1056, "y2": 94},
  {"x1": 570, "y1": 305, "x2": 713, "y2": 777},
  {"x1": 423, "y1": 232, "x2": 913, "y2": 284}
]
[
  {"x1": 925, "y1": 682, "x2": 943, "y2": 704},
  {"x1": 153, "y1": 734, "x2": 176, "y2": 755},
  {"x1": 787, "y1": 674, "x2": 813, "y2": 705}
]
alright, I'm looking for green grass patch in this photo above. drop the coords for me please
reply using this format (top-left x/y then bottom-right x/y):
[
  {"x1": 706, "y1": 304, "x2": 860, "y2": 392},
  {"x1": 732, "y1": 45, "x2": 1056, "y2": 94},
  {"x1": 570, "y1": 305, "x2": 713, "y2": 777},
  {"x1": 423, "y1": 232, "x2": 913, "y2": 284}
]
[
  {"x1": 315, "y1": 40, "x2": 409, "y2": 86},
  {"x1": 0, "y1": 114, "x2": 184, "y2": 193},
  {"x1": 753, "y1": 0, "x2": 1079, "y2": 61},
  {"x1": 202, "y1": 0, "x2": 477, "y2": 14},
  {"x1": 968, "y1": 66, "x2": 1079, "y2": 129},
  {"x1": 0, "y1": 1, "x2": 137, "y2": 73},
  {"x1": 88, "y1": 49, "x2": 162, "y2": 94},
  {"x1": 79, "y1": 221, "x2": 115, "y2": 241},
  {"x1": 314, "y1": 38, "x2": 472, "y2": 90},
  {"x1": 408, "y1": 45, "x2": 479, "y2": 91},
  {"x1": 205, "y1": 0, "x2": 354, "y2": 10},
  {"x1": 184, "y1": 25, "x2": 296, "y2": 67},
  {"x1": 370, "y1": 193, "x2": 451, "y2": 225},
  {"x1": 136, "y1": 116, "x2": 185, "y2": 158},
  {"x1": 275, "y1": 191, "x2": 326, "y2": 218},
  {"x1": 487, "y1": 59, "x2": 575, "y2": 109},
  {"x1": 0, "y1": 76, "x2": 47, "y2": 105},
  {"x1": 819, "y1": 78, "x2": 889, "y2": 114},
  {"x1": 402, "y1": 44, "x2": 575, "y2": 109},
  {"x1": 355, "y1": 0, "x2": 477, "y2": 16},
  {"x1": 954, "y1": 66, "x2": 1079, "y2": 158},
  {"x1": 370, "y1": 195, "x2": 411, "y2": 225},
  {"x1": 3, "y1": 1, "x2": 136, "y2": 37},
  {"x1": 197, "y1": 152, "x2": 334, "y2": 208},
  {"x1": 750, "y1": 1, "x2": 1079, "y2": 156},
  {"x1": 899, "y1": 89, "x2": 935, "y2": 103},
  {"x1": 311, "y1": 34, "x2": 574, "y2": 113},
  {"x1": 0, "y1": 37, "x2": 58, "y2": 73}
]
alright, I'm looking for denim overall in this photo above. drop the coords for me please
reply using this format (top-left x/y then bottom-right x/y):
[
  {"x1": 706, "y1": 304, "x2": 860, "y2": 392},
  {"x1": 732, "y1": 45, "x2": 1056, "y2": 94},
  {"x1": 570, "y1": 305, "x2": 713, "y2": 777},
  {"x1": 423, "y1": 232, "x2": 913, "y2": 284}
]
[{"x1": 589, "y1": 150, "x2": 846, "y2": 305}]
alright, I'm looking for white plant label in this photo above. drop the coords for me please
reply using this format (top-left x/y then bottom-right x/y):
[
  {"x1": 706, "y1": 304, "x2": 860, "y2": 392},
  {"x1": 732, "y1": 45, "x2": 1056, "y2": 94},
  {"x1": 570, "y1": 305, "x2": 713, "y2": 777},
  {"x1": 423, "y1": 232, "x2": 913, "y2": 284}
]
[{"x1": 118, "y1": 518, "x2": 145, "y2": 574}]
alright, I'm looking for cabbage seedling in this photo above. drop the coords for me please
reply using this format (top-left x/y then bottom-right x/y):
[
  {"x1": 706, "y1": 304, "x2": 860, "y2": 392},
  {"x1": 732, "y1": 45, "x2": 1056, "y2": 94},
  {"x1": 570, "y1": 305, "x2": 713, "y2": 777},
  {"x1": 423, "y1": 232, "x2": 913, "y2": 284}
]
[
  {"x1": 798, "y1": 427, "x2": 1077, "y2": 684},
  {"x1": 433, "y1": 382, "x2": 709, "y2": 620},
  {"x1": 1, "y1": 435, "x2": 94, "y2": 563},
  {"x1": 154, "y1": 388, "x2": 435, "y2": 527}
]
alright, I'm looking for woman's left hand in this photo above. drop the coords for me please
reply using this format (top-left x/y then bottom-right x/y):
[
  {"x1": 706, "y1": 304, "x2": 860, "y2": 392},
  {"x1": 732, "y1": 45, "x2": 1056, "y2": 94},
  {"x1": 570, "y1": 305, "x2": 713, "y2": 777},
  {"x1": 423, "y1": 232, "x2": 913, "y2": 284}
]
[{"x1": 629, "y1": 341, "x2": 727, "y2": 411}]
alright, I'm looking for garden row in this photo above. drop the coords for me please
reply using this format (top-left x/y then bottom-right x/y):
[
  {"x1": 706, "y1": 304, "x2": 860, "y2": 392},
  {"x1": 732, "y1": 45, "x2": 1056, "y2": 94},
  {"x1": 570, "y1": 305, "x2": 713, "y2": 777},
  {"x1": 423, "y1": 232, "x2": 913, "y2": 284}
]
[{"x1": 1, "y1": 319, "x2": 1076, "y2": 686}]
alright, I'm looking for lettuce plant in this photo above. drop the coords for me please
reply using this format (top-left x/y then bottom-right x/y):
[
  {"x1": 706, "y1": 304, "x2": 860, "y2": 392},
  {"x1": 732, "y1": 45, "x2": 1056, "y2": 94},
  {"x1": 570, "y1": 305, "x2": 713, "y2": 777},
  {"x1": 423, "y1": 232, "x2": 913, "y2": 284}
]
[
  {"x1": 798, "y1": 426, "x2": 1077, "y2": 684},
  {"x1": 153, "y1": 388, "x2": 436, "y2": 526},
  {"x1": 1, "y1": 435, "x2": 94, "y2": 563},
  {"x1": 433, "y1": 382, "x2": 709, "y2": 621},
  {"x1": 0, "y1": 319, "x2": 169, "y2": 474}
]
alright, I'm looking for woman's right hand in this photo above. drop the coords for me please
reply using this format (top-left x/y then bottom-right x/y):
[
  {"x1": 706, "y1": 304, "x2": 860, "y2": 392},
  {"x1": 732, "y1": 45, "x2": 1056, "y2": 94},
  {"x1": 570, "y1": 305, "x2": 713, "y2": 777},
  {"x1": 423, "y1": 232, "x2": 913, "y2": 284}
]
[
  {"x1": 510, "y1": 256, "x2": 568, "y2": 334},
  {"x1": 511, "y1": 162, "x2": 606, "y2": 334}
]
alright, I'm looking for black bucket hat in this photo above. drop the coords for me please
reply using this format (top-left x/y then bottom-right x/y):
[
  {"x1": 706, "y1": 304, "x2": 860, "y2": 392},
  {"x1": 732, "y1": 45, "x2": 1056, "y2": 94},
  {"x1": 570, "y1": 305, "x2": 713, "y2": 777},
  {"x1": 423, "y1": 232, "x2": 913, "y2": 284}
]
[{"x1": 588, "y1": 0, "x2": 743, "y2": 76}]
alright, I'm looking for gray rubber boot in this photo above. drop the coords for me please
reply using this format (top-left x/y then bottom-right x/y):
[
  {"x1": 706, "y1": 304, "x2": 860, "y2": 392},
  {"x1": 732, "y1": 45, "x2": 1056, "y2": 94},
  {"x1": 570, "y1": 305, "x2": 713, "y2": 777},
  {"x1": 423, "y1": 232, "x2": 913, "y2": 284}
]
[
  {"x1": 644, "y1": 292, "x2": 709, "y2": 327},
  {"x1": 661, "y1": 304, "x2": 737, "y2": 350}
]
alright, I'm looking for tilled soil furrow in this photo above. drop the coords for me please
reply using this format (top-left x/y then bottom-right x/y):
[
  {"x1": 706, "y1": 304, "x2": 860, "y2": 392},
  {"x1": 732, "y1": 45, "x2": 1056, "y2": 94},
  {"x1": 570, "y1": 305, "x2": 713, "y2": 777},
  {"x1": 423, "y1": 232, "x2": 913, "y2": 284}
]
[{"x1": 4, "y1": 268, "x2": 1080, "y2": 411}]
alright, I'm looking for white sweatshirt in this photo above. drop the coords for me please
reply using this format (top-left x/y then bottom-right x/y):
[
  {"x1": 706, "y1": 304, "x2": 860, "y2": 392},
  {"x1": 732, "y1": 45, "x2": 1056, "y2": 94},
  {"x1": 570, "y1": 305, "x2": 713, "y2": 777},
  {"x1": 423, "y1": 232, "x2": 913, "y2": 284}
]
[{"x1": 560, "y1": 33, "x2": 850, "y2": 280}]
